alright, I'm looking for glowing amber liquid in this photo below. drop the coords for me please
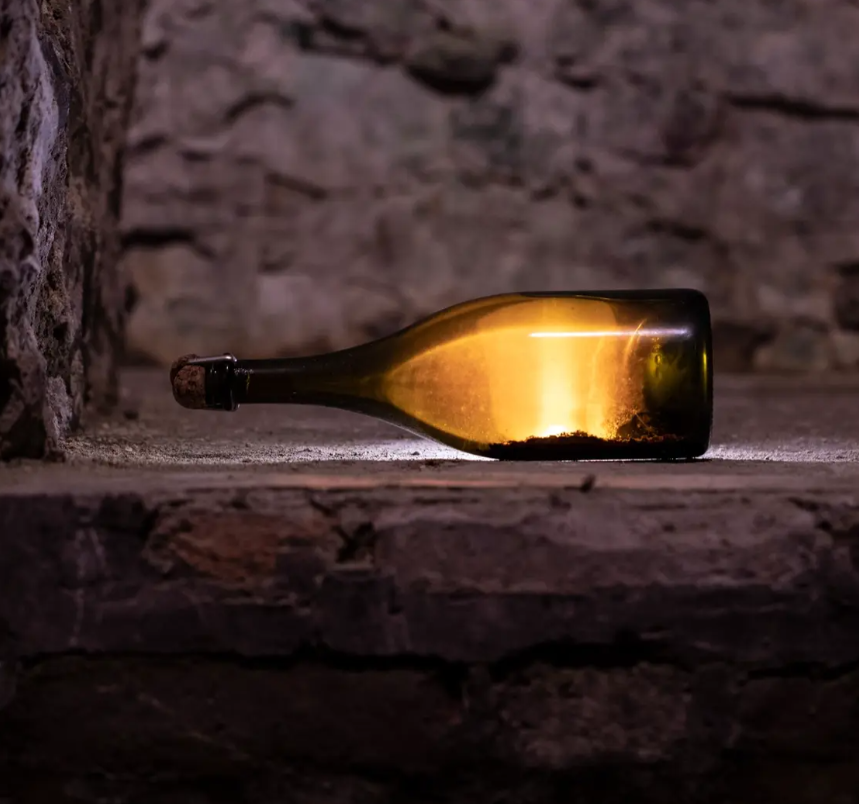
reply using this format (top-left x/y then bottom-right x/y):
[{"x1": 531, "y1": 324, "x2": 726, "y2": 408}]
[
  {"x1": 190, "y1": 290, "x2": 712, "y2": 460},
  {"x1": 383, "y1": 297, "x2": 636, "y2": 445}
]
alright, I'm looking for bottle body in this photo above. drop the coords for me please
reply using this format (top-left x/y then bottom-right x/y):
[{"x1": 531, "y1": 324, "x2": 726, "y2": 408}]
[{"x1": 179, "y1": 290, "x2": 713, "y2": 461}]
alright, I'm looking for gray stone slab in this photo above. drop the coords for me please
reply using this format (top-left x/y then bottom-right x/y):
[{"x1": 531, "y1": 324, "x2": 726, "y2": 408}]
[{"x1": 2, "y1": 369, "x2": 859, "y2": 802}]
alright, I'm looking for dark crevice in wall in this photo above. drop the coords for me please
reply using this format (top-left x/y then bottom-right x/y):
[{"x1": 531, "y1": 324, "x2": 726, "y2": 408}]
[
  {"x1": 224, "y1": 92, "x2": 294, "y2": 125},
  {"x1": 121, "y1": 228, "x2": 214, "y2": 259},
  {"x1": 725, "y1": 93, "x2": 859, "y2": 122}
]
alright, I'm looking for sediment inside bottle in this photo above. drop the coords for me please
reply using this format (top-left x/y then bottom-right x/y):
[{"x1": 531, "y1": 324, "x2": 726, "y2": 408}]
[{"x1": 486, "y1": 410, "x2": 690, "y2": 460}]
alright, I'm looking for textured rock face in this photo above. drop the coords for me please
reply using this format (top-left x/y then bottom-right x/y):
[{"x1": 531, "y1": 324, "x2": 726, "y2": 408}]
[
  {"x1": 3, "y1": 477, "x2": 859, "y2": 803},
  {"x1": 123, "y1": 0, "x2": 859, "y2": 370},
  {"x1": 0, "y1": 0, "x2": 143, "y2": 459},
  {"x1": 3, "y1": 370, "x2": 859, "y2": 800}
]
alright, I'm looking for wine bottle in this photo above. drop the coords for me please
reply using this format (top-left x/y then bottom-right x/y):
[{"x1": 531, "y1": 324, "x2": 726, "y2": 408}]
[{"x1": 170, "y1": 290, "x2": 712, "y2": 460}]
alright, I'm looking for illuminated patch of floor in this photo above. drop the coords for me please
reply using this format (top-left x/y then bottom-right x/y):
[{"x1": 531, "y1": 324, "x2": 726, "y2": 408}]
[{"x1": 707, "y1": 441, "x2": 859, "y2": 463}]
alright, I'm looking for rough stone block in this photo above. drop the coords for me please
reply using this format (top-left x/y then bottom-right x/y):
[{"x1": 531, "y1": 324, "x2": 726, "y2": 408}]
[
  {"x1": 0, "y1": 0, "x2": 143, "y2": 459},
  {"x1": 2, "y1": 371, "x2": 859, "y2": 800}
]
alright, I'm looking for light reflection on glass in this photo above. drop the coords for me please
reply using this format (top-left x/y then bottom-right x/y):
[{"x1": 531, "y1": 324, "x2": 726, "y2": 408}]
[{"x1": 529, "y1": 327, "x2": 692, "y2": 339}]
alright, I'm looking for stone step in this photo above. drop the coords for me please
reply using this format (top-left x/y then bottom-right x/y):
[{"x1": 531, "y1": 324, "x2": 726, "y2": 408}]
[{"x1": 1, "y1": 370, "x2": 859, "y2": 803}]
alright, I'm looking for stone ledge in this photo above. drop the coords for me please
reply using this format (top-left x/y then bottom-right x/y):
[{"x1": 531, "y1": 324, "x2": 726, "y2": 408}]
[
  {"x1": 2, "y1": 369, "x2": 859, "y2": 802},
  {"x1": 1, "y1": 483, "x2": 857, "y2": 666}
]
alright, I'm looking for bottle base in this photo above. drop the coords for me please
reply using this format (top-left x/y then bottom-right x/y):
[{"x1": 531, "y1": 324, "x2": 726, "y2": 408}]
[{"x1": 484, "y1": 432, "x2": 709, "y2": 461}]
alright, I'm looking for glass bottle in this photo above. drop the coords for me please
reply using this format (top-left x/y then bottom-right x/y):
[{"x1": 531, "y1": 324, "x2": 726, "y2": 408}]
[{"x1": 171, "y1": 290, "x2": 712, "y2": 460}]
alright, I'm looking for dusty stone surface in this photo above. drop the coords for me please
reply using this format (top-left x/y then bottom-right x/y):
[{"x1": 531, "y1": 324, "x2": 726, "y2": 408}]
[
  {"x1": 0, "y1": 0, "x2": 144, "y2": 460},
  {"x1": 1, "y1": 368, "x2": 855, "y2": 484},
  {"x1": 123, "y1": 0, "x2": 859, "y2": 371},
  {"x1": 2, "y1": 370, "x2": 859, "y2": 800}
]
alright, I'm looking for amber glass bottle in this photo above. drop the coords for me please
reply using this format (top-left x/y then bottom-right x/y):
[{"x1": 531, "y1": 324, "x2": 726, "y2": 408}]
[{"x1": 171, "y1": 290, "x2": 712, "y2": 460}]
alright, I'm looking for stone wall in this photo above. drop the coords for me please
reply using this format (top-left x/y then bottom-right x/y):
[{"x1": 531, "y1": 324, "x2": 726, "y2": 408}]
[
  {"x1": 122, "y1": 0, "x2": 859, "y2": 371},
  {"x1": 0, "y1": 0, "x2": 144, "y2": 459}
]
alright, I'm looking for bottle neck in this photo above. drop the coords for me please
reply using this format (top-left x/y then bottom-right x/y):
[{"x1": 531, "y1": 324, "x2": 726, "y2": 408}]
[
  {"x1": 237, "y1": 357, "x2": 338, "y2": 405},
  {"x1": 189, "y1": 353, "x2": 376, "y2": 410}
]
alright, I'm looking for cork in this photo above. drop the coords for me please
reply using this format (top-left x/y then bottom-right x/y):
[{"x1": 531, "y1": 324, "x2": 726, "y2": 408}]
[{"x1": 170, "y1": 354, "x2": 207, "y2": 409}]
